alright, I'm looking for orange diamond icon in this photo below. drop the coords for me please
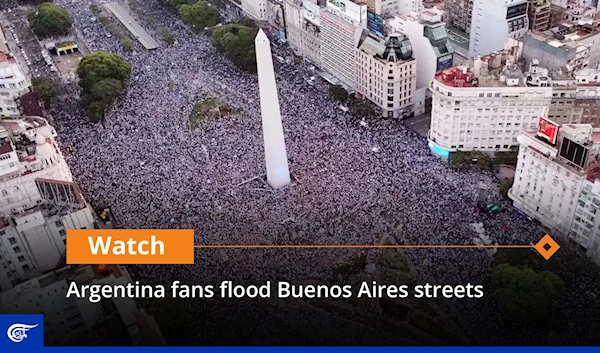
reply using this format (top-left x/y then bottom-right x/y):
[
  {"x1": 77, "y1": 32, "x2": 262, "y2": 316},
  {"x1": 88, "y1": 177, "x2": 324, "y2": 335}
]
[{"x1": 534, "y1": 234, "x2": 560, "y2": 260}]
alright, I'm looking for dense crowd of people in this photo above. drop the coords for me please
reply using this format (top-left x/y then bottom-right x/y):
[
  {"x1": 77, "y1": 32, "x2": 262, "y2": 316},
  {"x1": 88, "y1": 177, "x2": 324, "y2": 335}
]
[{"x1": 4, "y1": 0, "x2": 600, "y2": 345}]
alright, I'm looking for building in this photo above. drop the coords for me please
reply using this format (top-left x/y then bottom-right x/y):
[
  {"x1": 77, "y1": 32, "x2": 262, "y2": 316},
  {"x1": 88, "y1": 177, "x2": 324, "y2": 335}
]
[
  {"x1": 355, "y1": 32, "x2": 416, "y2": 118},
  {"x1": 510, "y1": 120, "x2": 600, "y2": 236},
  {"x1": 285, "y1": 0, "x2": 322, "y2": 66},
  {"x1": 469, "y1": 0, "x2": 529, "y2": 57},
  {"x1": 428, "y1": 52, "x2": 553, "y2": 157},
  {"x1": 569, "y1": 178, "x2": 600, "y2": 264},
  {"x1": 528, "y1": 0, "x2": 552, "y2": 31},
  {"x1": 356, "y1": 0, "x2": 423, "y2": 16},
  {"x1": 446, "y1": 0, "x2": 474, "y2": 34},
  {"x1": 0, "y1": 52, "x2": 31, "y2": 117},
  {"x1": 0, "y1": 264, "x2": 165, "y2": 345},
  {"x1": 387, "y1": 9, "x2": 454, "y2": 115},
  {"x1": 0, "y1": 117, "x2": 73, "y2": 216},
  {"x1": 241, "y1": 0, "x2": 269, "y2": 20},
  {"x1": 320, "y1": 0, "x2": 367, "y2": 88},
  {"x1": 547, "y1": 68, "x2": 600, "y2": 125}
]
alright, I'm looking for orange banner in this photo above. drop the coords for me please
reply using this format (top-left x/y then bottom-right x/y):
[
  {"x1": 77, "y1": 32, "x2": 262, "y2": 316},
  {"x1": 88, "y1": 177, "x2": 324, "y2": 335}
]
[{"x1": 67, "y1": 229, "x2": 195, "y2": 264}]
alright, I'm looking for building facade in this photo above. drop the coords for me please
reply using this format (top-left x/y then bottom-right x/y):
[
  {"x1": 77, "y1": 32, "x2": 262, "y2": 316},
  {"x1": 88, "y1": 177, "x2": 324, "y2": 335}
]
[
  {"x1": 469, "y1": 0, "x2": 529, "y2": 57},
  {"x1": 0, "y1": 53, "x2": 31, "y2": 117},
  {"x1": 528, "y1": 0, "x2": 552, "y2": 31},
  {"x1": 355, "y1": 32, "x2": 416, "y2": 118},
  {"x1": 320, "y1": 0, "x2": 367, "y2": 88},
  {"x1": 510, "y1": 122, "x2": 600, "y2": 236},
  {"x1": 241, "y1": 0, "x2": 269, "y2": 20},
  {"x1": 387, "y1": 10, "x2": 454, "y2": 115},
  {"x1": 428, "y1": 53, "x2": 552, "y2": 157},
  {"x1": 285, "y1": 0, "x2": 322, "y2": 66}
]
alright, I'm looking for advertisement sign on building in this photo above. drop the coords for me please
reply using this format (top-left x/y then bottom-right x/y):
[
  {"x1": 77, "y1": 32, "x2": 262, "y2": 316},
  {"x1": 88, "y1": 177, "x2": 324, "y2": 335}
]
[
  {"x1": 367, "y1": 10, "x2": 384, "y2": 37},
  {"x1": 304, "y1": 1, "x2": 321, "y2": 26},
  {"x1": 326, "y1": 0, "x2": 362, "y2": 22},
  {"x1": 537, "y1": 117, "x2": 559, "y2": 145},
  {"x1": 267, "y1": 0, "x2": 286, "y2": 41},
  {"x1": 436, "y1": 54, "x2": 453, "y2": 72}
]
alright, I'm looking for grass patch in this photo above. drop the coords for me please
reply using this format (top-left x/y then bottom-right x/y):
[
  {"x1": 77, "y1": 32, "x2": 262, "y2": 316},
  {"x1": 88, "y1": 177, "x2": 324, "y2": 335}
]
[
  {"x1": 189, "y1": 97, "x2": 234, "y2": 129},
  {"x1": 120, "y1": 36, "x2": 133, "y2": 52},
  {"x1": 168, "y1": 79, "x2": 175, "y2": 92},
  {"x1": 160, "y1": 27, "x2": 176, "y2": 45},
  {"x1": 89, "y1": 4, "x2": 100, "y2": 14}
]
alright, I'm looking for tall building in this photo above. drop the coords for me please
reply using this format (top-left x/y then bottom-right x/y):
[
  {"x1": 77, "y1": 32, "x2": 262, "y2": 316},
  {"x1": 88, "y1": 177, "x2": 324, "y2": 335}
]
[
  {"x1": 387, "y1": 9, "x2": 454, "y2": 115},
  {"x1": 0, "y1": 52, "x2": 31, "y2": 117},
  {"x1": 241, "y1": 0, "x2": 269, "y2": 20},
  {"x1": 469, "y1": 0, "x2": 529, "y2": 57},
  {"x1": 428, "y1": 52, "x2": 552, "y2": 158},
  {"x1": 446, "y1": 0, "x2": 474, "y2": 34},
  {"x1": 528, "y1": 0, "x2": 552, "y2": 32},
  {"x1": 510, "y1": 120, "x2": 600, "y2": 236},
  {"x1": 0, "y1": 117, "x2": 73, "y2": 216},
  {"x1": 285, "y1": 0, "x2": 322, "y2": 66},
  {"x1": 0, "y1": 264, "x2": 165, "y2": 345},
  {"x1": 0, "y1": 117, "x2": 95, "y2": 291},
  {"x1": 355, "y1": 32, "x2": 416, "y2": 118},
  {"x1": 320, "y1": 0, "x2": 367, "y2": 88},
  {"x1": 547, "y1": 68, "x2": 600, "y2": 126},
  {"x1": 356, "y1": 0, "x2": 423, "y2": 16}
]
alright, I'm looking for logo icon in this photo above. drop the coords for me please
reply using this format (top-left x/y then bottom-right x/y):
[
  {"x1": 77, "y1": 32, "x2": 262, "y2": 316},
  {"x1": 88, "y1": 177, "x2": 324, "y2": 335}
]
[{"x1": 6, "y1": 323, "x2": 39, "y2": 343}]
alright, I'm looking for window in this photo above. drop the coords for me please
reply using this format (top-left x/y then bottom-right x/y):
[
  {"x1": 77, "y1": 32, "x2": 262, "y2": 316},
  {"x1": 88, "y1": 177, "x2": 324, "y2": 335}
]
[
  {"x1": 17, "y1": 255, "x2": 25, "y2": 262},
  {"x1": 59, "y1": 229, "x2": 66, "y2": 237},
  {"x1": 22, "y1": 264, "x2": 30, "y2": 271},
  {"x1": 8, "y1": 237, "x2": 16, "y2": 245},
  {"x1": 55, "y1": 221, "x2": 63, "y2": 228},
  {"x1": 13, "y1": 246, "x2": 21, "y2": 254}
]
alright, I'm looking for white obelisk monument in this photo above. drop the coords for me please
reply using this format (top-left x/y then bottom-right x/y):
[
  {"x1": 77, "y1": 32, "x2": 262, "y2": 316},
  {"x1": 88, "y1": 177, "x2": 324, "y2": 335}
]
[{"x1": 255, "y1": 29, "x2": 291, "y2": 189}]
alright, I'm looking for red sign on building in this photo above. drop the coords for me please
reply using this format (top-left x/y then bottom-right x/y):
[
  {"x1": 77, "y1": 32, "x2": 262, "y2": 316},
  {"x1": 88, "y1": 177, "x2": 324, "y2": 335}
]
[
  {"x1": 537, "y1": 117, "x2": 559, "y2": 145},
  {"x1": 96, "y1": 264, "x2": 109, "y2": 273}
]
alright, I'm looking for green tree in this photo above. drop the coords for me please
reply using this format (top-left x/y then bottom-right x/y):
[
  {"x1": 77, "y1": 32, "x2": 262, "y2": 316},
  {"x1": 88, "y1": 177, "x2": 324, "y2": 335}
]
[
  {"x1": 492, "y1": 263, "x2": 565, "y2": 324},
  {"x1": 353, "y1": 100, "x2": 374, "y2": 117},
  {"x1": 212, "y1": 23, "x2": 257, "y2": 72},
  {"x1": 329, "y1": 84, "x2": 347, "y2": 102},
  {"x1": 148, "y1": 298, "x2": 192, "y2": 345},
  {"x1": 499, "y1": 178, "x2": 513, "y2": 199},
  {"x1": 31, "y1": 76, "x2": 58, "y2": 107},
  {"x1": 178, "y1": 1, "x2": 220, "y2": 32},
  {"x1": 119, "y1": 36, "x2": 133, "y2": 52},
  {"x1": 28, "y1": 2, "x2": 72, "y2": 38},
  {"x1": 77, "y1": 52, "x2": 131, "y2": 121}
]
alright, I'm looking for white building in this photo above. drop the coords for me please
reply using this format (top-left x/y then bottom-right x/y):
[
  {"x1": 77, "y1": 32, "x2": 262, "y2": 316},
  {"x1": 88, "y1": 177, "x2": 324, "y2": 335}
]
[
  {"x1": 428, "y1": 53, "x2": 552, "y2": 157},
  {"x1": 510, "y1": 121, "x2": 600, "y2": 236},
  {"x1": 570, "y1": 178, "x2": 600, "y2": 264},
  {"x1": 469, "y1": 0, "x2": 529, "y2": 57},
  {"x1": 0, "y1": 117, "x2": 73, "y2": 216},
  {"x1": 0, "y1": 52, "x2": 31, "y2": 117},
  {"x1": 355, "y1": 32, "x2": 416, "y2": 118},
  {"x1": 285, "y1": 0, "x2": 322, "y2": 66},
  {"x1": 320, "y1": 0, "x2": 367, "y2": 88},
  {"x1": 358, "y1": 0, "x2": 423, "y2": 16},
  {"x1": 0, "y1": 265, "x2": 165, "y2": 345},
  {"x1": 387, "y1": 10, "x2": 454, "y2": 115},
  {"x1": 241, "y1": 0, "x2": 269, "y2": 20}
]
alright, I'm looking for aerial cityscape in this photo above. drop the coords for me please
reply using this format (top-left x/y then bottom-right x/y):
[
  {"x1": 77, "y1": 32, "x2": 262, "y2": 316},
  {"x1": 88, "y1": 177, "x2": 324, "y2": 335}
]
[{"x1": 1, "y1": 0, "x2": 600, "y2": 346}]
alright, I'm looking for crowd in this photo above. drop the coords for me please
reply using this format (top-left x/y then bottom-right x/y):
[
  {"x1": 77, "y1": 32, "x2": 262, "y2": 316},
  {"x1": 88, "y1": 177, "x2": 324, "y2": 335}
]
[{"x1": 6, "y1": 0, "x2": 600, "y2": 345}]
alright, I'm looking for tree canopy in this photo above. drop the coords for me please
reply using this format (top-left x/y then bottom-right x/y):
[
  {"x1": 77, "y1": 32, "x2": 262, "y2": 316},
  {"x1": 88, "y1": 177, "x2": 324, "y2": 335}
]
[
  {"x1": 178, "y1": 1, "x2": 220, "y2": 32},
  {"x1": 77, "y1": 52, "x2": 131, "y2": 121},
  {"x1": 31, "y1": 76, "x2": 58, "y2": 107},
  {"x1": 212, "y1": 24, "x2": 257, "y2": 73},
  {"x1": 499, "y1": 178, "x2": 513, "y2": 199},
  {"x1": 353, "y1": 100, "x2": 375, "y2": 117},
  {"x1": 28, "y1": 2, "x2": 72, "y2": 38},
  {"x1": 329, "y1": 84, "x2": 347, "y2": 102},
  {"x1": 492, "y1": 263, "x2": 565, "y2": 324},
  {"x1": 159, "y1": 0, "x2": 191, "y2": 13}
]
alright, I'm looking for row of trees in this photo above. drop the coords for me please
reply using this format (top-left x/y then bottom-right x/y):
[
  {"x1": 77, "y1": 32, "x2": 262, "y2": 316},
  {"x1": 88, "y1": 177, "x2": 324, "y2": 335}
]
[
  {"x1": 212, "y1": 24, "x2": 257, "y2": 73},
  {"x1": 159, "y1": 0, "x2": 220, "y2": 33},
  {"x1": 329, "y1": 84, "x2": 375, "y2": 118},
  {"x1": 492, "y1": 249, "x2": 567, "y2": 328},
  {"x1": 28, "y1": 2, "x2": 71, "y2": 38},
  {"x1": 77, "y1": 52, "x2": 131, "y2": 121}
]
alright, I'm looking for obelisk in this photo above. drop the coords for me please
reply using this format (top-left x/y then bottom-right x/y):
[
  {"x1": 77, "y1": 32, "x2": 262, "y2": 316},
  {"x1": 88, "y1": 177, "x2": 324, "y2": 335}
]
[{"x1": 255, "y1": 29, "x2": 291, "y2": 189}]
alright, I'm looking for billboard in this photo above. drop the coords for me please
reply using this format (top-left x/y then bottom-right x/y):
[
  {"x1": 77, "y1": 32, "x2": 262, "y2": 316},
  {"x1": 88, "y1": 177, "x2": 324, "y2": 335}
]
[
  {"x1": 560, "y1": 137, "x2": 589, "y2": 168},
  {"x1": 327, "y1": 0, "x2": 362, "y2": 22},
  {"x1": 537, "y1": 117, "x2": 559, "y2": 145},
  {"x1": 96, "y1": 264, "x2": 110, "y2": 273},
  {"x1": 437, "y1": 54, "x2": 453, "y2": 71},
  {"x1": 367, "y1": 11, "x2": 384, "y2": 37},
  {"x1": 267, "y1": 0, "x2": 286, "y2": 41},
  {"x1": 304, "y1": 1, "x2": 321, "y2": 26},
  {"x1": 506, "y1": 2, "x2": 527, "y2": 19}
]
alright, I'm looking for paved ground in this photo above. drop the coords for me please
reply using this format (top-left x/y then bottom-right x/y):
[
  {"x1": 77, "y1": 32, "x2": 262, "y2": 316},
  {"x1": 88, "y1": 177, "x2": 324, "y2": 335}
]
[{"x1": 402, "y1": 111, "x2": 431, "y2": 138}]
